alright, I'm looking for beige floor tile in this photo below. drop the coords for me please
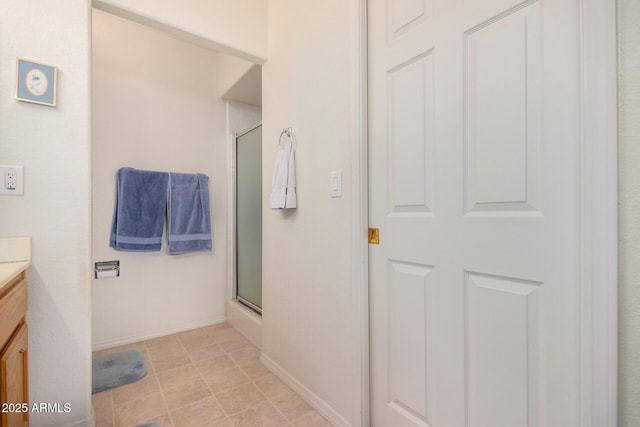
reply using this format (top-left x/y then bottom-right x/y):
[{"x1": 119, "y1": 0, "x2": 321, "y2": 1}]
[
  {"x1": 145, "y1": 334, "x2": 181, "y2": 349},
  {"x1": 208, "y1": 328, "x2": 244, "y2": 343},
  {"x1": 254, "y1": 374, "x2": 292, "y2": 399},
  {"x1": 202, "y1": 367, "x2": 251, "y2": 393},
  {"x1": 92, "y1": 390, "x2": 113, "y2": 412},
  {"x1": 93, "y1": 392, "x2": 114, "y2": 427},
  {"x1": 292, "y1": 411, "x2": 333, "y2": 427},
  {"x1": 156, "y1": 364, "x2": 201, "y2": 391},
  {"x1": 162, "y1": 379, "x2": 212, "y2": 411},
  {"x1": 178, "y1": 329, "x2": 214, "y2": 348},
  {"x1": 240, "y1": 360, "x2": 271, "y2": 379},
  {"x1": 229, "y1": 401, "x2": 289, "y2": 427},
  {"x1": 177, "y1": 327, "x2": 207, "y2": 338},
  {"x1": 171, "y1": 397, "x2": 226, "y2": 427},
  {"x1": 149, "y1": 350, "x2": 192, "y2": 373},
  {"x1": 218, "y1": 337, "x2": 251, "y2": 352},
  {"x1": 95, "y1": 409, "x2": 114, "y2": 427},
  {"x1": 226, "y1": 346, "x2": 260, "y2": 368},
  {"x1": 113, "y1": 391, "x2": 166, "y2": 427},
  {"x1": 195, "y1": 355, "x2": 237, "y2": 377},
  {"x1": 147, "y1": 340, "x2": 185, "y2": 359},
  {"x1": 215, "y1": 383, "x2": 268, "y2": 416},
  {"x1": 108, "y1": 341, "x2": 148, "y2": 355},
  {"x1": 210, "y1": 418, "x2": 234, "y2": 427},
  {"x1": 203, "y1": 323, "x2": 232, "y2": 335},
  {"x1": 271, "y1": 389, "x2": 314, "y2": 422},
  {"x1": 112, "y1": 373, "x2": 160, "y2": 405},
  {"x1": 181, "y1": 334, "x2": 217, "y2": 350},
  {"x1": 96, "y1": 327, "x2": 324, "y2": 427},
  {"x1": 137, "y1": 413, "x2": 174, "y2": 427},
  {"x1": 187, "y1": 342, "x2": 226, "y2": 362}
]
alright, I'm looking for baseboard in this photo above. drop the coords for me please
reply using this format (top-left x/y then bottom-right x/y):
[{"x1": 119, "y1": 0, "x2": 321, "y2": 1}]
[
  {"x1": 260, "y1": 353, "x2": 351, "y2": 427},
  {"x1": 92, "y1": 317, "x2": 226, "y2": 351}
]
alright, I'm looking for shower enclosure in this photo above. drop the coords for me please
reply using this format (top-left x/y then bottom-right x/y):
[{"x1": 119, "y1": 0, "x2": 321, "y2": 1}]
[{"x1": 235, "y1": 124, "x2": 262, "y2": 313}]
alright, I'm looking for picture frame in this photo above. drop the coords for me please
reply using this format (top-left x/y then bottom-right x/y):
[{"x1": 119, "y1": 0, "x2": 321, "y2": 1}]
[{"x1": 15, "y1": 58, "x2": 57, "y2": 107}]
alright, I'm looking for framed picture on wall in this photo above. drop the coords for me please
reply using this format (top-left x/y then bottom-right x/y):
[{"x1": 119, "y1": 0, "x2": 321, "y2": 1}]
[{"x1": 15, "y1": 58, "x2": 57, "y2": 107}]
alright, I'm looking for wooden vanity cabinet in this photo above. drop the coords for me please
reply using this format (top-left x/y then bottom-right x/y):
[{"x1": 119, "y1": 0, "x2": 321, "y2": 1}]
[{"x1": 0, "y1": 271, "x2": 28, "y2": 427}]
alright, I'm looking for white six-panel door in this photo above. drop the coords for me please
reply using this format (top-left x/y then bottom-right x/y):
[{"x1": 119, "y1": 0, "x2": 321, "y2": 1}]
[{"x1": 368, "y1": 0, "x2": 582, "y2": 426}]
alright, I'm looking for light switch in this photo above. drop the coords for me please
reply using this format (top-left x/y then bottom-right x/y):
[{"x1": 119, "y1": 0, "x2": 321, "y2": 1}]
[{"x1": 330, "y1": 170, "x2": 343, "y2": 198}]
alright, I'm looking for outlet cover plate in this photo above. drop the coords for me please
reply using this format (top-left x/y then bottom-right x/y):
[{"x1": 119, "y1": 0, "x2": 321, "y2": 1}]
[{"x1": 0, "y1": 165, "x2": 24, "y2": 195}]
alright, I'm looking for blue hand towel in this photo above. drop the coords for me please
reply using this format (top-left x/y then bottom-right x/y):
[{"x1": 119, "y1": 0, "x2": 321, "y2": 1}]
[
  {"x1": 168, "y1": 172, "x2": 212, "y2": 255},
  {"x1": 110, "y1": 167, "x2": 169, "y2": 252}
]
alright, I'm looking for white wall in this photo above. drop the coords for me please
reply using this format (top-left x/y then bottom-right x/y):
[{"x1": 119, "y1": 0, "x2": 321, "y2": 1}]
[
  {"x1": 261, "y1": 1, "x2": 363, "y2": 425},
  {"x1": 93, "y1": 0, "x2": 268, "y2": 63},
  {"x1": 618, "y1": 0, "x2": 640, "y2": 425},
  {"x1": 92, "y1": 10, "x2": 228, "y2": 349},
  {"x1": 219, "y1": 54, "x2": 255, "y2": 97},
  {"x1": 228, "y1": 101, "x2": 262, "y2": 135},
  {"x1": 0, "y1": 1, "x2": 92, "y2": 426}
]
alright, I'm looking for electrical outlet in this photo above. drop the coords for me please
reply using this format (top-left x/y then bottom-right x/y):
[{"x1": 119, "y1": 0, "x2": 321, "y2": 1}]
[
  {"x1": 0, "y1": 165, "x2": 24, "y2": 195},
  {"x1": 5, "y1": 169, "x2": 16, "y2": 190}
]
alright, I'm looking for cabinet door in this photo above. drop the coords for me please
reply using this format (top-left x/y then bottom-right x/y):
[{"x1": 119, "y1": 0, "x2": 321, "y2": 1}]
[{"x1": 1, "y1": 323, "x2": 28, "y2": 427}]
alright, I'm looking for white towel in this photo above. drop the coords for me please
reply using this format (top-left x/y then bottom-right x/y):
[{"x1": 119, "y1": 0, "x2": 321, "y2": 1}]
[{"x1": 270, "y1": 144, "x2": 297, "y2": 210}]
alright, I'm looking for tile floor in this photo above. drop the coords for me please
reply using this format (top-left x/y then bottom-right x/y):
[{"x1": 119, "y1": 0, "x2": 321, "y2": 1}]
[{"x1": 92, "y1": 323, "x2": 332, "y2": 427}]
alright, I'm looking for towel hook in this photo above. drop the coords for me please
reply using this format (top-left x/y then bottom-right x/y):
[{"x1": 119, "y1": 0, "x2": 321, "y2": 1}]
[{"x1": 278, "y1": 127, "x2": 293, "y2": 147}]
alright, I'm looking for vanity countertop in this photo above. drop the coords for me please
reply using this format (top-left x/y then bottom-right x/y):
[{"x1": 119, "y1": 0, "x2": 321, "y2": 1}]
[
  {"x1": 0, "y1": 261, "x2": 31, "y2": 290},
  {"x1": 0, "y1": 237, "x2": 32, "y2": 291}
]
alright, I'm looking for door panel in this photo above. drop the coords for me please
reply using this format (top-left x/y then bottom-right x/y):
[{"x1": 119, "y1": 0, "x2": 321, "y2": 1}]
[
  {"x1": 369, "y1": 0, "x2": 582, "y2": 426},
  {"x1": 389, "y1": 0, "x2": 430, "y2": 40},
  {"x1": 464, "y1": 3, "x2": 541, "y2": 214},
  {"x1": 388, "y1": 52, "x2": 434, "y2": 214},
  {"x1": 388, "y1": 260, "x2": 433, "y2": 424},
  {"x1": 464, "y1": 272, "x2": 540, "y2": 427}
]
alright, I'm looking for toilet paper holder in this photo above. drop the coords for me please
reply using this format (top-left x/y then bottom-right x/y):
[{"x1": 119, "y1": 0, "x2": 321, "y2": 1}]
[{"x1": 94, "y1": 260, "x2": 120, "y2": 279}]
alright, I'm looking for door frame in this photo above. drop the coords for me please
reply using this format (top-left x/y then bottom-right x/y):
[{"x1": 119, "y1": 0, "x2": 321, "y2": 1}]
[
  {"x1": 578, "y1": 1, "x2": 618, "y2": 425},
  {"x1": 352, "y1": 0, "x2": 618, "y2": 425},
  {"x1": 227, "y1": 122, "x2": 263, "y2": 308},
  {"x1": 232, "y1": 123, "x2": 264, "y2": 314}
]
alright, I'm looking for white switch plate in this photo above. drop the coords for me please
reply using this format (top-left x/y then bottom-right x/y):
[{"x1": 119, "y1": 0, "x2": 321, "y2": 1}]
[
  {"x1": 330, "y1": 170, "x2": 343, "y2": 198},
  {"x1": 0, "y1": 165, "x2": 24, "y2": 195}
]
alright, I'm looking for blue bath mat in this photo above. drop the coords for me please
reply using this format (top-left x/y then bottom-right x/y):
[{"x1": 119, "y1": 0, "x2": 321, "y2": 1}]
[{"x1": 92, "y1": 349, "x2": 147, "y2": 394}]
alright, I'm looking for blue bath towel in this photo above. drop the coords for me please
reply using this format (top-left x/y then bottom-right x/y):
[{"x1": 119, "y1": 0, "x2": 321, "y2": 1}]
[
  {"x1": 167, "y1": 172, "x2": 212, "y2": 255},
  {"x1": 110, "y1": 167, "x2": 169, "y2": 252}
]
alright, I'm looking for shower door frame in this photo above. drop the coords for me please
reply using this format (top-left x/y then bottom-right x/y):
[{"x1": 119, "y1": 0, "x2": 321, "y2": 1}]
[{"x1": 232, "y1": 122, "x2": 263, "y2": 315}]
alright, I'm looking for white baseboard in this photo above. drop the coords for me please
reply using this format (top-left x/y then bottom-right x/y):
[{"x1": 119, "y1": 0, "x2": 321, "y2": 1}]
[
  {"x1": 92, "y1": 317, "x2": 226, "y2": 351},
  {"x1": 260, "y1": 353, "x2": 351, "y2": 427}
]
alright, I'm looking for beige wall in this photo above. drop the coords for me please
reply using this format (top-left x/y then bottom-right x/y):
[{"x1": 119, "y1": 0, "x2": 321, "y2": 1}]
[
  {"x1": 93, "y1": 0, "x2": 268, "y2": 63},
  {"x1": 219, "y1": 54, "x2": 255, "y2": 97},
  {"x1": 0, "y1": 1, "x2": 92, "y2": 425},
  {"x1": 91, "y1": 10, "x2": 228, "y2": 349},
  {"x1": 618, "y1": 0, "x2": 640, "y2": 425},
  {"x1": 261, "y1": 1, "x2": 363, "y2": 425}
]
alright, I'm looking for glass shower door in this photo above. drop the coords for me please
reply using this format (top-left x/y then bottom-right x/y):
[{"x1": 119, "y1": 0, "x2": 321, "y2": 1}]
[{"x1": 235, "y1": 125, "x2": 262, "y2": 313}]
